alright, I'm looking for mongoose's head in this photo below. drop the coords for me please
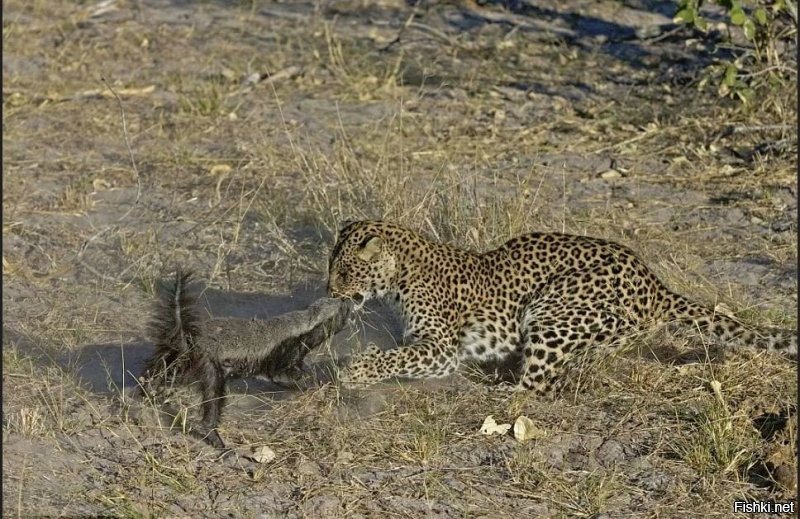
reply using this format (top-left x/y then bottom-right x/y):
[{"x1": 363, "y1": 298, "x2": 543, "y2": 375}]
[{"x1": 306, "y1": 297, "x2": 353, "y2": 333}]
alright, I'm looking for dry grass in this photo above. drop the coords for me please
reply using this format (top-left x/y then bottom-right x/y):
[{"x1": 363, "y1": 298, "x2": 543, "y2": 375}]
[{"x1": 3, "y1": 0, "x2": 796, "y2": 517}]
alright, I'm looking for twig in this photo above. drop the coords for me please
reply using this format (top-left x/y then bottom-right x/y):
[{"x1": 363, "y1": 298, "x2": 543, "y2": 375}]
[
  {"x1": 378, "y1": 6, "x2": 422, "y2": 52},
  {"x1": 77, "y1": 226, "x2": 113, "y2": 260},
  {"x1": 75, "y1": 226, "x2": 122, "y2": 283},
  {"x1": 74, "y1": 78, "x2": 144, "y2": 283},
  {"x1": 406, "y1": 21, "x2": 464, "y2": 48},
  {"x1": 225, "y1": 66, "x2": 304, "y2": 98},
  {"x1": 3, "y1": 85, "x2": 156, "y2": 104},
  {"x1": 739, "y1": 65, "x2": 798, "y2": 78},
  {"x1": 592, "y1": 129, "x2": 658, "y2": 154},
  {"x1": 100, "y1": 77, "x2": 142, "y2": 218},
  {"x1": 722, "y1": 124, "x2": 793, "y2": 136},
  {"x1": 644, "y1": 26, "x2": 684, "y2": 44}
]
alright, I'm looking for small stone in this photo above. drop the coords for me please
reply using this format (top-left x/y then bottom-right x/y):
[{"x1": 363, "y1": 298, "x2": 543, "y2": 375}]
[
  {"x1": 513, "y1": 415, "x2": 546, "y2": 443},
  {"x1": 250, "y1": 446, "x2": 276, "y2": 464},
  {"x1": 773, "y1": 464, "x2": 797, "y2": 492},
  {"x1": 628, "y1": 456, "x2": 652, "y2": 471},
  {"x1": 480, "y1": 415, "x2": 511, "y2": 436},
  {"x1": 303, "y1": 495, "x2": 340, "y2": 517},
  {"x1": 297, "y1": 460, "x2": 322, "y2": 478},
  {"x1": 243, "y1": 72, "x2": 262, "y2": 86},
  {"x1": 637, "y1": 470, "x2": 671, "y2": 492},
  {"x1": 209, "y1": 164, "x2": 232, "y2": 176},
  {"x1": 771, "y1": 220, "x2": 792, "y2": 232},
  {"x1": 599, "y1": 169, "x2": 622, "y2": 179},
  {"x1": 221, "y1": 67, "x2": 237, "y2": 82},
  {"x1": 595, "y1": 439, "x2": 626, "y2": 467}
]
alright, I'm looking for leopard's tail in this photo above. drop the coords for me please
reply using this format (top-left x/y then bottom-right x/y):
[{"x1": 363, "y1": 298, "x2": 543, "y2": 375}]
[
  {"x1": 657, "y1": 292, "x2": 797, "y2": 359},
  {"x1": 141, "y1": 268, "x2": 203, "y2": 387}
]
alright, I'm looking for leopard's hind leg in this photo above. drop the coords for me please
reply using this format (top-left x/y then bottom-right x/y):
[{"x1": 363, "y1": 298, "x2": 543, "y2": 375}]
[{"x1": 515, "y1": 298, "x2": 634, "y2": 396}]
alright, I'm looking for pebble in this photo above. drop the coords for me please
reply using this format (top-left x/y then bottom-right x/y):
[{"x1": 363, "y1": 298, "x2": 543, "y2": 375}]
[
  {"x1": 595, "y1": 439, "x2": 626, "y2": 467},
  {"x1": 250, "y1": 446, "x2": 276, "y2": 464},
  {"x1": 297, "y1": 460, "x2": 323, "y2": 478},
  {"x1": 599, "y1": 169, "x2": 622, "y2": 179},
  {"x1": 771, "y1": 220, "x2": 793, "y2": 232},
  {"x1": 637, "y1": 471, "x2": 671, "y2": 492},
  {"x1": 773, "y1": 464, "x2": 797, "y2": 491}
]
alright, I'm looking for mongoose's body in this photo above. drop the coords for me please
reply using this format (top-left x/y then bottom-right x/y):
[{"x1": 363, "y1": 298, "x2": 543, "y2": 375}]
[
  {"x1": 141, "y1": 270, "x2": 352, "y2": 448},
  {"x1": 194, "y1": 303, "x2": 350, "y2": 381}
]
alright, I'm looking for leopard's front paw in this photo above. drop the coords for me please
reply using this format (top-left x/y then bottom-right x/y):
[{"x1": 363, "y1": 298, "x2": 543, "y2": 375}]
[{"x1": 339, "y1": 344, "x2": 385, "y2": 389}]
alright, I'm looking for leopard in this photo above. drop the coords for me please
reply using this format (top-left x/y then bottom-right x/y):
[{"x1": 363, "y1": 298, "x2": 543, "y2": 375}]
[{"x1": 327, "y1": 220, "x2": 797, "y2": 394}]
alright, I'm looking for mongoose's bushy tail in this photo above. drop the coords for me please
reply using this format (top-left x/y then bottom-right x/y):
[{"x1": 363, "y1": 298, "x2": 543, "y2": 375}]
[
  {"x1": 140, "y1": 269, "x2": 227, "y2": 448},
  {"x1": 658, "y1": 292, "x2": 797, "y2": 358},
  {"x1": 142, "y1": 268, "x2": 202, "y2": 385}
]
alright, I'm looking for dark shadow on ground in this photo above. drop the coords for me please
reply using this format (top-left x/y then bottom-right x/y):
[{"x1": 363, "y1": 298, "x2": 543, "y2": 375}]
[
  {"x1": 446, "y1": 0, "x2": 727, "y2": 71},
  {"x1": 5, "y1": 280, "x2": 405, "y2": 399},
  {"x1": 151, "y1": 0, "x2": 726, "y2": 74}
]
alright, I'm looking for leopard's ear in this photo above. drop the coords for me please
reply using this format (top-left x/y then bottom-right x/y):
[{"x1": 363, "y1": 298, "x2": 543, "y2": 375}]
[{"x1": 357, "y1": 236, "x2": 383, "y2": 262}]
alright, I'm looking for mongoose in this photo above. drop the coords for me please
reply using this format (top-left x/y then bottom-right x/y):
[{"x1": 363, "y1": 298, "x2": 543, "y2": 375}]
[{"x1": 140, "y1": 269, "x2": 352, "y2": 448}]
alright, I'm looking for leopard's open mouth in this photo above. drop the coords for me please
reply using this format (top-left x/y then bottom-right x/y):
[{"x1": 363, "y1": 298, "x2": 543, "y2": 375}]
[{"x1": 330, "y1": 291, "x2": 366, "y2": 311}]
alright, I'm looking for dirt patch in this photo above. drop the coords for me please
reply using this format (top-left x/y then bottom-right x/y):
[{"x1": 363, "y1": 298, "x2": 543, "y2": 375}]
[{"x1": 3, "y1": 0, "x2": 796, "y2": 517}]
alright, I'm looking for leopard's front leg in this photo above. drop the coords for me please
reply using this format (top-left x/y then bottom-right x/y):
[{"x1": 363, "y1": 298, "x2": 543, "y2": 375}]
[{"x1": 339, "y1": 334, "x2": 459, "y2": 389}]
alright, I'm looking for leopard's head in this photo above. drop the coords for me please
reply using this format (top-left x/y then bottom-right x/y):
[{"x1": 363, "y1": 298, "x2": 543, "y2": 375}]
[{"x1": 327, "y1": 220, "x2": 398, "y2": 303}]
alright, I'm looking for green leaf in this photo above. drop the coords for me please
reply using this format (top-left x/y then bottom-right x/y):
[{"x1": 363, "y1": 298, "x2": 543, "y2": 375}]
[
  {"x1": 694, "y1": 16, "x2": 709, "y2": 32},
  {"x1": 743, "y1": 19, "x2": 756, "y2": 40},
  {"x1": 768, "y1": 72, "x2": 781, "y2": 88},
  {"x1": 736, "y1": 88, "x2": 756, "y2": 105},
  {"x1": 730, "y1": 8, "x2": 747, "y2": 25},
  {"x1": 674, "y1": 8, "x2": 695, "y2": 24},
  {"x1": 754, "y1": 8, "x2": 768, "y2": 25},
  {"x1": 724, "y1": 64, "x2": 738, "y2": 87}
]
